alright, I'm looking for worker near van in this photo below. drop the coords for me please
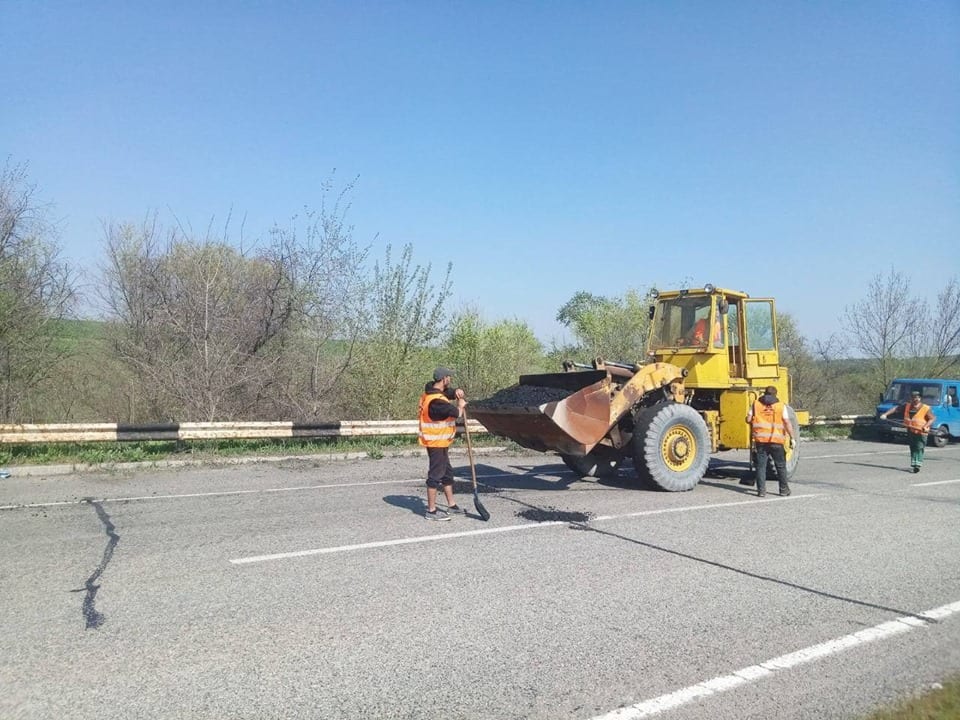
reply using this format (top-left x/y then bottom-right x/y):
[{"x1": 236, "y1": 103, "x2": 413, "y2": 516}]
[
  {"x1": 418, "y1": 367, "x2": 467, "y2": 520},
  {"x1": 879, "y1": 391, "x2": 934, "y2": 473},
  {"x1": 746, "y1": 385, "x2": 795, "y2": 497}
]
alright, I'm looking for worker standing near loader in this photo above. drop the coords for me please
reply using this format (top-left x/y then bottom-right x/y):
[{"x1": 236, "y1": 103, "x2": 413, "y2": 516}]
[
  {"x1": 879, "y1": 390, "x2": 934, "y2": 473},
  {"x1": 418, "y1": 367, "x2": 467, "y2": 520},
  {"x1": 746, "y1": 385, "x2": 795, "y2": 497}
]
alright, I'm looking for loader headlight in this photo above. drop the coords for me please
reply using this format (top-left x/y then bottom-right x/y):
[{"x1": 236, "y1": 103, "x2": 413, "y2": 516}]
[
  {"x1": 649, "y1": 288, "x2": 659, "y2": 299},
  {"x1": 703, "y1": 283, "x2": 715, "y2": 293}
]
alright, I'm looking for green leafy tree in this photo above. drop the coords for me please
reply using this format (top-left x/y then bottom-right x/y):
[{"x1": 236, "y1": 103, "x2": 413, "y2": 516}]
[
  {"x1": 347, "y1": 243, "x2": 452, "y2": 419},
  {"x1": 555, "y1": 288, "x2": 651, "y2": 363},
  {"x1": 444, "y1": 308, "x2": 545, "y2": 400}
]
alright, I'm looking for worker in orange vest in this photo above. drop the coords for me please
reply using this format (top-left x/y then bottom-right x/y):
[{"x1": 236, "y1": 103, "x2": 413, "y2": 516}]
[
  {"x1": 879, "y1": 390, "x2": 934, "y2": 472},
  {"x1": 746, "y1": 385, "x2": 795, "y2": 497},
  {"x1": 679, "y1": 314, "x2": 723, "y2": 347},
  {"x1": 418, "y1": 367, "x2": 467, "y2": 520}
]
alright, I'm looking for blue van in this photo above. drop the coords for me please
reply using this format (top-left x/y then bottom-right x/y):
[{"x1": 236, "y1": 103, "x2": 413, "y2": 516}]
[{"x1": 876, "y1": 378, "x2": 960, "y2": 447}]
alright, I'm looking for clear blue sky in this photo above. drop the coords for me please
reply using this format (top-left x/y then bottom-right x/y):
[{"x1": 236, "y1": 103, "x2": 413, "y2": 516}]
[{"x1": 3, "y1": 1, "x2": 958, "y2": 347}]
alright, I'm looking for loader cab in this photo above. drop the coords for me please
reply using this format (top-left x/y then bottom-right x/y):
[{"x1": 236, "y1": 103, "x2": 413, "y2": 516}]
[{"x1": 648, "y1": 287, "x2": 784, "y2": 389}]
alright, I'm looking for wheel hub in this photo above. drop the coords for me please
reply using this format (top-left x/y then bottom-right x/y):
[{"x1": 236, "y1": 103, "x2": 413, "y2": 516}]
[{"x1": 661, "y1": 426, "x2": 696, "y2": 471}]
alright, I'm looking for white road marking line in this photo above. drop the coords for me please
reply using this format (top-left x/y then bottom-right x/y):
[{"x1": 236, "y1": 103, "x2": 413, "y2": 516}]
[
  {"x1": 0, "y1": 469, "x2": 606, "y2": 511},
  {"x1": 0, "y1": 478, "x2": 425, "y2": 511},
  {"x1": 232, "y1": 522, "x2": 567, "y2": 564},
  {"x1": 588, "y1": 599, "x2": 960, "y2": 720},
  {"x1": 802, "y1": 450, "x2": 909, "y2": 459},
  {"x1": 912, "y1": 478, "x2": 960, "y2": 487},
  {"x1": 229, "y1": 494, "x2": 822, "y2": 564}
]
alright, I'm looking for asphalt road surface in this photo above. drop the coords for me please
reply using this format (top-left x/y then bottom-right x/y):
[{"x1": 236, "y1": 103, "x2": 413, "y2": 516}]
[{"x1": 1, "y1": 438, "x2": 958, "y2": 720}]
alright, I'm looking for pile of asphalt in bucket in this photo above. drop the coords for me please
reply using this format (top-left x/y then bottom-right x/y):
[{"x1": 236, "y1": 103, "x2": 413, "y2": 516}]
[{"x1": 472, "y1": 385, "x2": 573, "y2": 408}]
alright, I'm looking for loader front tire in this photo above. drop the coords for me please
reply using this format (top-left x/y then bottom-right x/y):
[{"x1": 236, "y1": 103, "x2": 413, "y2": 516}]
[
  {"x1": 561, "y1": 445, "x2": 623, "y2": 478},
  {"x1": 633, "y1": 403, "x2": 710, "y2": 491}
]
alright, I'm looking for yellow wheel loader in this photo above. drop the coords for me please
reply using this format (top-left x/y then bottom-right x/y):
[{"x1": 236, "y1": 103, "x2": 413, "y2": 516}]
[{"x1": 470, "y1": 285, "x2": 809, "y2": 491}]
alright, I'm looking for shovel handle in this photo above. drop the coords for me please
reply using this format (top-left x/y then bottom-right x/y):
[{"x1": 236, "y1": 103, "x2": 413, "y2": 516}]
[{"x1": 462, "y1": 407, "x2": 479, "y2": 491}]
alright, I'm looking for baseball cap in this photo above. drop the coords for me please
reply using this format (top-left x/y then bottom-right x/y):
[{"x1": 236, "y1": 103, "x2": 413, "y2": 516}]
[
  {"x1": 433, "y1": 367, "x2": 455, "y2": 381},
  {"x1": 910, "y1": 390, "x2": 921, "y2": 397}
]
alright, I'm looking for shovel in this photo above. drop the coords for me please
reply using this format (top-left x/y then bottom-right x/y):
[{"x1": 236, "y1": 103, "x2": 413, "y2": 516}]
[{"x1": 462, "y1": 408, "x2": 490, "y2": 521}]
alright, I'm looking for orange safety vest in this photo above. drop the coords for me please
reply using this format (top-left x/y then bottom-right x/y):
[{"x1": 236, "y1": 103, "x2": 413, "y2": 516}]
[
  {"x1": 418, "y1": 391, "x2": 457, "y2": 447},
  {"x1": 692, "y1": 318, "x2": 723, "y2": 345},
  {"x1": 751, "y1": 399, "x2": 787, "y2": 445},
  {"x1": 903, "y1": 403, "x2": 931, "y2": 435}
]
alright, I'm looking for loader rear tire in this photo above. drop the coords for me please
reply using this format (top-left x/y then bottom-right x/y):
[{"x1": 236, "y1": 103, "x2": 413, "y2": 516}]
[
  {"x1": 561, "y1": 445, "x2": 623, "y2": 478},
  {"x1": 632, "y1": 403, "x2": 710, "y2": 491},
  {"x1": 783, "y1": 405, "x2": 801, "y2": 480}
]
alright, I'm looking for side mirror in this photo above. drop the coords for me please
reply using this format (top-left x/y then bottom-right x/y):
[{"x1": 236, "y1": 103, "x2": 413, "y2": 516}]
[
  {"x1": 648, "y1": 306, "x2": 655, "y2": 320},
  {"x1": 718, "y1": 298, "x2": 729, "y2": 315}
]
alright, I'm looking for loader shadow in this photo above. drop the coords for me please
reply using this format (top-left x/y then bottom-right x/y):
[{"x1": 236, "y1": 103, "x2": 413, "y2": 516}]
[
  {"x1": 454, "y1": 459, "x2": 766, "y2": 494},
  {"x1": 452, "y1": 462, "x2": 584, "y2": 493}
]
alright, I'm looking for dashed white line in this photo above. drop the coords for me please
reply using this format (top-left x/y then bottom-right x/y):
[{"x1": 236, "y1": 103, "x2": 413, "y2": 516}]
[
  {"x1": 229, "y1": 494, "x2": 821, "y2": 564},
  {"x1": 589, "y1": 599, "x2": 960, "y2": 720}
]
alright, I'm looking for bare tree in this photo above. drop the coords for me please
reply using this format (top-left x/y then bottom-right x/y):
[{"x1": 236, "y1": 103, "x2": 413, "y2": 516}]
[
  {"x1": 0, "y1": 160, "x2": 76, "y2": 421},
  {"x1": 101, "y1": 223, "x2": 325, "y2": 420},
  {"x1": 260, "y1": 187, "x2": 369, "y2": 420},
  {"x1": 925, "y1": 277, "x2": 960, "y2": 376},
  {"x1": 841, "y1": 269, "x2": 927, "y2": 389}
]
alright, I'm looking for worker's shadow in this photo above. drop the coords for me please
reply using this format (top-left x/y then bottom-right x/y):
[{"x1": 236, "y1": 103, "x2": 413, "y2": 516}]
[
  {"x1": 382, "y1": 493, "x2": 490, "y2": 521},
  {"x1": 832, "y1": 460, "x2": 909, "y2": 472},
  {"x1": 383, "y1": 494, "x2": 426, "y2": 517}
]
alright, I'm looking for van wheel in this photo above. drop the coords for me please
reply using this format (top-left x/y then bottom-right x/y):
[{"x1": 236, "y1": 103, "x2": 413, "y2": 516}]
[
  {"x1": 930, "y1": 425, "x2": 950, "y2": 448},
  {"x1": 560, "y1": 445, "x2": 623, "y2": 478},
  {"x1": 632, "y1": 403, "x2": 710, "y2": 491}
]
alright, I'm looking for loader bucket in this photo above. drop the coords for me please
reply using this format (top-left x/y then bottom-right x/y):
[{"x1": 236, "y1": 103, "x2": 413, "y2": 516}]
[{"x1": 469, "y1": 370, "x2": 615, "y2": 456}]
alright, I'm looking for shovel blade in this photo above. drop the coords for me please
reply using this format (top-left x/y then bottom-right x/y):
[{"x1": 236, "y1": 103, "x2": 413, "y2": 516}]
[{"x1": 473, "y1": 491, "x2": 490, "y2": 521}]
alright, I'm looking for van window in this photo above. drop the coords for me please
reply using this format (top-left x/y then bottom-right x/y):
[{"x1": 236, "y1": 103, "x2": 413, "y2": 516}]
[
  {"x1": 883, "y1": 382, "x2": 943, "y2": 406},
  {"x1": 920, "y1": 385, "x2": 942, "y2": 406},
  {"x1": 946, "y1": 385, "x2": 958, "y2": 407}
]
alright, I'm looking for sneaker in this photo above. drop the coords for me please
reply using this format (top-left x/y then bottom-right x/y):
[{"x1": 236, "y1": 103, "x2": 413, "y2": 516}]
[
  {"x1": 757, "y1": 491, "x2": 766, "y2": 497},
  {"x1": 912, "y1": 466, "x2": 921, "y2": 473},
  {"x1": 425, "y1": 509, "x2": 451, "y2": 521},
  {"x1": 446, "y1": 504, "x2": 463, "y2": 514},
  {"x1": 780, "y1": 488, "x2": 791, "y2": 496}
]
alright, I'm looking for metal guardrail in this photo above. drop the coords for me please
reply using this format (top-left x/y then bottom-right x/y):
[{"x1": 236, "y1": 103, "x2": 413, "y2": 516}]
[
  {"x1": 0, "y1": 416, "x2": 873, "y2": 444},
  {"x1": 807, "y1": 415, "x2": 875, "y2": 426},
  {"x1": 0, "y1": 419, "x2": 489, "y2": 444}
]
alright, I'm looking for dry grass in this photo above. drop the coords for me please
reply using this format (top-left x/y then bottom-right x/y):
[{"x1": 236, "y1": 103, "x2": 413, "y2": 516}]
[{"x1": 863, "y1": 676, "x2": 960, "y2": 719}]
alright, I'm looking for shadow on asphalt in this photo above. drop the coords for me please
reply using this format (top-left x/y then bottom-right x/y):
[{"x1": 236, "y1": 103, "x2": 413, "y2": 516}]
[
  {"x1": 832, "y1": 460, "x2": 910, "y2": 472},
  {"x1": 382, "y1": 494, "x2": 425, "y2": 517}
]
